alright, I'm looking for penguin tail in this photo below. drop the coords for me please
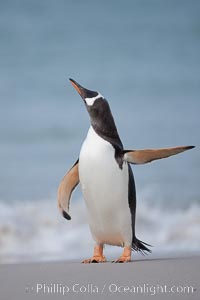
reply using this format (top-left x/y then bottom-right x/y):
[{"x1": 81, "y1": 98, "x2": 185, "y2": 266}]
[{"x1": 132, "y1": 237, "x2": 152, "y2": 255}]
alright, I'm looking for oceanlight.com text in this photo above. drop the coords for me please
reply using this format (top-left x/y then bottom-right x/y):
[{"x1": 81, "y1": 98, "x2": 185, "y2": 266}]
[{"x1": 25, "y1": 282, "x2": 195, "y2": 296}]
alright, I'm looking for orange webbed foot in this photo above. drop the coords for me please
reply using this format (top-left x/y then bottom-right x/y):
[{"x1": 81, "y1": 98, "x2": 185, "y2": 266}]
[
  {"x1": 82, "y1": 244, "x2": 106, "y2": 263},
  {"x1": 112, "y1": 246, "x2": 132, "y2": 263}
]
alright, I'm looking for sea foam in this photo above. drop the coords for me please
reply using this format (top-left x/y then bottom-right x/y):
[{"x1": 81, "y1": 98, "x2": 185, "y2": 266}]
[{"x1": 0, "y1": 194, "x2": 200, "y2": 263}]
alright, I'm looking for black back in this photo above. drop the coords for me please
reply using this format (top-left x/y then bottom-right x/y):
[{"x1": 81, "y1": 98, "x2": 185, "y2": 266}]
[{"x1": 128, "y1": 164, "x2": 136, "y2": 240}]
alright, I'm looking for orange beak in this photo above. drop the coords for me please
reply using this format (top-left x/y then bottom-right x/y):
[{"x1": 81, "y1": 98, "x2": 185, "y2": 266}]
[
  {"x1": 69, "y1": 78, "x2": 84, "y2": 97},
  {"x1": 69, "y1": 78, "x2": 98, "y2": 101}
]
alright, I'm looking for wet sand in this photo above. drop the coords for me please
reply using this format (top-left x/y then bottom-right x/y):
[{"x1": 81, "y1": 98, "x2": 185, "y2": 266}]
[{"x1": 0, "y1": 256, "x2": 199, "y2": 299}]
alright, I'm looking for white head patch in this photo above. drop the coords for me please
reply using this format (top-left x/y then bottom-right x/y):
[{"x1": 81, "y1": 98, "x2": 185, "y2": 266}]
[{"x1": 85, "y1": 93, "x2": 103, "y2": 106}]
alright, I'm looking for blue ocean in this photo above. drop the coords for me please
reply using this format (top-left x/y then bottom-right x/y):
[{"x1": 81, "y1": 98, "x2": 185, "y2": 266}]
[{"x1": 0, "y1": 0, "x2": 199, "y2": 263}]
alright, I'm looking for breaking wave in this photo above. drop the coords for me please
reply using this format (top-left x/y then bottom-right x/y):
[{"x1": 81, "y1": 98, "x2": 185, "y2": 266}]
[{"x1": 0, "y1": 193, "x2": 200, "y2": 263}]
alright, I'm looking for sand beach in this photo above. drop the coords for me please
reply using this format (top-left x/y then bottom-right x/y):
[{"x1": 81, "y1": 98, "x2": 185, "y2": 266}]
[{"x1": 0, "y1": 256, "x2": 199, "y2": 300}]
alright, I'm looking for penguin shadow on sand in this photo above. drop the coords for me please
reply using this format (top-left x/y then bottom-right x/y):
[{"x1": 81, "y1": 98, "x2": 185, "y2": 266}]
[{"x1": 57, "y1": 79, "x2": 195, "y2": 263}]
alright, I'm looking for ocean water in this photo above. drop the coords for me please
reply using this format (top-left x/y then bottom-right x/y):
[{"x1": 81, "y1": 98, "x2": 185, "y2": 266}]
[{"x1": 0, "y1": 0, "x2": 200, "y2": 263}]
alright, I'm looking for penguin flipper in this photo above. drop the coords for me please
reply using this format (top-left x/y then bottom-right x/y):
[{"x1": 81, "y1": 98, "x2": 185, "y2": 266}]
[
  {"x1": 123, "y1": 146, "x2": 195, "y2": 164},
  {"x1": 57, "y1": 159, "x2": 79, "y2": 220}
]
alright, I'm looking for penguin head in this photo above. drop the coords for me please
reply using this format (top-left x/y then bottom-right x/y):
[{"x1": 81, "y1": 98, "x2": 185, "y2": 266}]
[{"x1": 69, "y1": 78, "x2": 111, "y2": 121}]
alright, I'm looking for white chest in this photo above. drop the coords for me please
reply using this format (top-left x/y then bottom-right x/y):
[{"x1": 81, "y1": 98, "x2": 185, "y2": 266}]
[
  {"x1": 78, "y1": 127, "x2": 132, "y2": 247},
  {"x1": 79, "y1": 127, "x2": 127, "y2": 195}
]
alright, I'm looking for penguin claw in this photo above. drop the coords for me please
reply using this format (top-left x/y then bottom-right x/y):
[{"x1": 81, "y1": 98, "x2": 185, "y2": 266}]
[
  {"x1": 82, "y1": 256, "x2": 106, "y2": 264},
  {"x1": 112, "y1": 256, "x2": 131, "y2": 263},
  {"x1": 81, "y1": 259, "x2": 91, "y2": 264}
]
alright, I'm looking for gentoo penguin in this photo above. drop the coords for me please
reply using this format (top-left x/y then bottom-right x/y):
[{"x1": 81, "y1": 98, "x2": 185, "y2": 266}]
[{"x1": 57, "y1": 79, "x2": 194, "y2": 263}]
